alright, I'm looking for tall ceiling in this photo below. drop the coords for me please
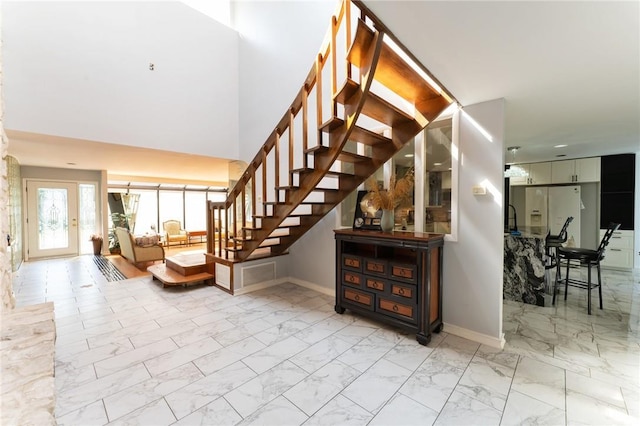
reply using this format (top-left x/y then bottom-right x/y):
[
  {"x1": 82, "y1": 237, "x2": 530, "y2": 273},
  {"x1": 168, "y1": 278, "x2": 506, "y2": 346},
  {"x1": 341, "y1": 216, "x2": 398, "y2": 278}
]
[{"x1": 5, "y1": 1, "x2": 639, "y2": 179}]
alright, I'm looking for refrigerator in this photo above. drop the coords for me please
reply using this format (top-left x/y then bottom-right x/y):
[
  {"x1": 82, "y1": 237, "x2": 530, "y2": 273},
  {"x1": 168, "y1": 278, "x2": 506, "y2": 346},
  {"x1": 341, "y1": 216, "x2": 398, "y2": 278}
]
[
  {"x1": 525, "y1": 186, "x2": 581, "y2": 246},
  {"x1": 524, "y1": 187, "x2": 548, "y2": 236},
  {"x1": 548, "y1": 186, "x2": 581, "y2": 247}
]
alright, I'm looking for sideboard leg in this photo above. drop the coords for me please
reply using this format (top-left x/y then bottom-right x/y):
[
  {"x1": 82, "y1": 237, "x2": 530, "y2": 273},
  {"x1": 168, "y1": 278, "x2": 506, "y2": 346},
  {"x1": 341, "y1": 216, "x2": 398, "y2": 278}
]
[
  {"x1": 416, "y1": 332, "x2": 431, "y2": 346},
  {"x1": 335, "y1": 305, "x2": 346, "y2": 314}
]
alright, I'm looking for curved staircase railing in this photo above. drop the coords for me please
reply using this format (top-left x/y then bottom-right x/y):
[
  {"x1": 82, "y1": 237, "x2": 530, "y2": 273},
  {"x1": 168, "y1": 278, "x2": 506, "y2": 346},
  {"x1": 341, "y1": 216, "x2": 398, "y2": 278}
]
[{"x1": 207, "y1": 0, "x2": 455, "y2": 263}]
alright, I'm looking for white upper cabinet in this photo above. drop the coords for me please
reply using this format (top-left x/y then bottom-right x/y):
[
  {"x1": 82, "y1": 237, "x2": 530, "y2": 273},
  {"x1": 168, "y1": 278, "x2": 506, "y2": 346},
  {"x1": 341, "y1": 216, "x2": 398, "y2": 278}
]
[
  {"x1": 528, "y1": 162, "x2": 552, "y2": 185},
  {"x1": 575, "y1": 157, "x2": 601, "y2": 182},
  {"x1": 551, "y1": 157, "x2": 600, "y2": 183},
  {"x1": 509, "y1": 162, "x2": 551, "y2": 186},
  {"x1": 551, "y1": 160, "x2": 576, "y2": 183}
]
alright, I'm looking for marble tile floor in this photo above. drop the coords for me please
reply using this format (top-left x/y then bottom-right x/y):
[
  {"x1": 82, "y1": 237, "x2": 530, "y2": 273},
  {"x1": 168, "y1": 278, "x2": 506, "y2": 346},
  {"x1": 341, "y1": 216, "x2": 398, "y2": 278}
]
[{"x1": 11, "y1": 256, "x2": 640, "y2": 425}]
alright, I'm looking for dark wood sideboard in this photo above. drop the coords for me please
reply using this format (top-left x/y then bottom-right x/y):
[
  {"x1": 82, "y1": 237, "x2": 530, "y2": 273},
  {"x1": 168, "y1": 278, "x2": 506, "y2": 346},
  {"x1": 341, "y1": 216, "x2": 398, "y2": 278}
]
[{"x1": 334, "y1": 229, "x2": 444, "y2": 345}]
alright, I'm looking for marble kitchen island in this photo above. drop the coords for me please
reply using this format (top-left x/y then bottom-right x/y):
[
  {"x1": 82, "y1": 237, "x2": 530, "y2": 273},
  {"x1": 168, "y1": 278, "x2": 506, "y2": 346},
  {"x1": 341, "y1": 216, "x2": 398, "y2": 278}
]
[{"x1": 503, "y1": 228, "x2": 550, "y2": 306}]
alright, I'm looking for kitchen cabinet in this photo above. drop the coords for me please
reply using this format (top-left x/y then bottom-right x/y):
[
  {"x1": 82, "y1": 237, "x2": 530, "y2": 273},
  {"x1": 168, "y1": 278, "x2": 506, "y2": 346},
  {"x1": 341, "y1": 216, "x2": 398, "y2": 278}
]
[
  {"x1": 600, "y1": 154, "x2": 635, "y2": 231},
  {"x1": 528, "y1": 162, "x2": 552, "y2": 185},
  {"x1": 509, "y1": 162, "x2": 552, "y2": 186},
  {"x1": 334, "y1": 229, "x2": 444, "y2": 345},
  {"x1": 551, "y1": 157, "x2": 600, "y2": 183},
  {"x1": 600, "y1": 229, "x2": 634, "y2": 269}
]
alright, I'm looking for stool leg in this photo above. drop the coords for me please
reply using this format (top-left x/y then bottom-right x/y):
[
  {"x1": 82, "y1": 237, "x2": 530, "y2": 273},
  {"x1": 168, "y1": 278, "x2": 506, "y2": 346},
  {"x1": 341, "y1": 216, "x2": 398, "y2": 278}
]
[
  {"x1": 587, "y1": 263, "x2": 592, "y2": 315},
  {"x1": 553, "y1": 253, "x2": 558, "y2": 306},
  {"x1": 597, "y1": 262, "x2": 603, "y2": 310},
  {"x1": 554, "y1": 251, "x2": 561, "y2": 305},
  {"x1": 564, "y1": 259, "x2": 570, "y2": 301}
]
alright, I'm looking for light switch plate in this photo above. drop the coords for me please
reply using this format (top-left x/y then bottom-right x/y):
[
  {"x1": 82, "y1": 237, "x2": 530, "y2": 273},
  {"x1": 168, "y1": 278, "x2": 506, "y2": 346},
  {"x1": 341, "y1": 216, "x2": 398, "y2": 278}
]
[{"x1": 472, "y1": 186, "x2": 487, "y2": 195}]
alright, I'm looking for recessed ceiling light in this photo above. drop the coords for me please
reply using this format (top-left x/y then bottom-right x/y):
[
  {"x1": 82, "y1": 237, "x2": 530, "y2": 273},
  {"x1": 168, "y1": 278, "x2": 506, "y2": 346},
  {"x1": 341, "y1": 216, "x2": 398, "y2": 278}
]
[
  {"x1": 554, "y1": 144, "x2": 568, "y2": 148},
  {"x1": 434, "y1": 162, "x2": 442, "y2": 166},
  {"x1": 404, "y1": 154, "x2": 414, "y2": 158}
]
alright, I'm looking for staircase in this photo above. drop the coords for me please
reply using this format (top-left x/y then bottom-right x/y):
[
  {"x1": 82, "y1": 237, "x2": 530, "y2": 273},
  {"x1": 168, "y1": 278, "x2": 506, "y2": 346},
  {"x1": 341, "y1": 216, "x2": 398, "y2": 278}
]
[{"x1": 207, "y1": 0, "x2": 455, "y2": 268}]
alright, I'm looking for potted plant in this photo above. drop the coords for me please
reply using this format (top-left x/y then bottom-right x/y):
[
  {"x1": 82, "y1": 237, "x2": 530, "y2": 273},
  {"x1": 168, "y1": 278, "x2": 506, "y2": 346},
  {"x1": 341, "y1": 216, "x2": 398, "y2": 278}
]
[
  {"x1": 365, "y1": 168, "x2": 415, "y2": 232},
  {"x1": 89, "y1": 234, "x2": 103, "y2": 256}
]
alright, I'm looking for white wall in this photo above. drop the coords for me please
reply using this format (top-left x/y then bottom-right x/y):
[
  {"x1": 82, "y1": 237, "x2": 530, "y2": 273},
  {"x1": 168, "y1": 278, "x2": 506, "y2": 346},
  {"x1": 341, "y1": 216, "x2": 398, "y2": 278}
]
[
  {"x1": 233, "y1": 0, "x2": 337, "y2": 289},
  {"x1": 288, "y1": 211, "x2": 338, "y2": 291},
  {"x1": 443, "y1": 99, "x2": 505, "y2": 344},
  {"x1": 3, "y1": 1, "x2": 240, "y2": 159},
  {"x1": 234, "y1": 1, "x2": 335, "y2": 160}
]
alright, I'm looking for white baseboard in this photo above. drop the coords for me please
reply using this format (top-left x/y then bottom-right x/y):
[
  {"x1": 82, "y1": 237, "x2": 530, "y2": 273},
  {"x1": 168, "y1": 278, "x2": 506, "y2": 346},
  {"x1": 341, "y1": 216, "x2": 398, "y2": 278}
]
[
  {"x1": 287, "y1": 278, "x2": 335, "y2": 297},
  {"x1": 443, "y1": 322, "x2": 505, "y2": 349}
]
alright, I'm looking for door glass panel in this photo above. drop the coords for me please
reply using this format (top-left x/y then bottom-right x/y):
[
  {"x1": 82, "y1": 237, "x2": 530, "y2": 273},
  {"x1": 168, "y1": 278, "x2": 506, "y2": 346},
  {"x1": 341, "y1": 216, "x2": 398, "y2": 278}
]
[
  {"x1": 37, "y1": 187, "x2": 69, "y2": 249},
  {"x1": 79, "y1": 183, "x2": 97, "y2": 254}
]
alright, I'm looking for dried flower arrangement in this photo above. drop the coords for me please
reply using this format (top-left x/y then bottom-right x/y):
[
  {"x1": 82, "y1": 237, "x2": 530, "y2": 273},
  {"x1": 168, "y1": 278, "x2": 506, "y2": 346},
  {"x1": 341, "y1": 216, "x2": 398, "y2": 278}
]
[
  {"x1": 365, "y1": 168, "x2": 415, "y2": 210},
  {"x1": 89, "y1": 234, "x2": 103, "y2": 242}
]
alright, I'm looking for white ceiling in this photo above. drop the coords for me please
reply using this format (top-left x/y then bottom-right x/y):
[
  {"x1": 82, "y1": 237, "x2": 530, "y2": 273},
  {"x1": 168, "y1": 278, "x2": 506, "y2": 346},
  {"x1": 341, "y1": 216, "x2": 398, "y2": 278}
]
[
  {"x1": 6, "y1": 1, "x2": 639, "y2": 178},
  {"x1": 367, "y1": 0, "x2": 639, "y2": 163}
]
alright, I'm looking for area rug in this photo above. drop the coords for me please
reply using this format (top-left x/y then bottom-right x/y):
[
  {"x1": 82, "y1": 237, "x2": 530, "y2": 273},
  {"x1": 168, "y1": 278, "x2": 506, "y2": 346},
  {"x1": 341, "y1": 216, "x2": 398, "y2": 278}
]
[{"x1": 92, "y1": 255, "x2": 127, "y2": 282}]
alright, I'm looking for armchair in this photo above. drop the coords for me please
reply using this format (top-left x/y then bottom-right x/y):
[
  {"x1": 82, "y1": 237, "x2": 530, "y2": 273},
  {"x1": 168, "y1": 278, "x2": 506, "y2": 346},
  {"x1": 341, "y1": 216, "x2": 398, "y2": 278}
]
[
  {"x1": 163, "y1": 220, "x2": 189, "y2": 246},
  {"x1": 114, "y1": 227, "x2": 164, "y2": 267}
]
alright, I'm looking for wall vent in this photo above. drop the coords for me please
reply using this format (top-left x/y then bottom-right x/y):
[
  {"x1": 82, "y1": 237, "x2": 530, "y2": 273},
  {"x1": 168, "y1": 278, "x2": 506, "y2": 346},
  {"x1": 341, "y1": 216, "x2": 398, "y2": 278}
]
[{"x1": 241, "y1": 262, "x2": 276, "y2": 286}]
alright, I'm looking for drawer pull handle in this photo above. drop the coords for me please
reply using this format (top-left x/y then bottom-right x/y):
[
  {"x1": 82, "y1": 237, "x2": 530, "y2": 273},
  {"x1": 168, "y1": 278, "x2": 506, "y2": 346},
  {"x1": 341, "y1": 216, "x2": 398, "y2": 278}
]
[
  {"x1": 354, "y1": 295, "x2": 360, "y2": 301},
  {"x1": 398, "y1": 288, "x2": 405, "y2": 295},
  {"x1": 392, "y1": 305, "x2": 399, "y2": 312}
]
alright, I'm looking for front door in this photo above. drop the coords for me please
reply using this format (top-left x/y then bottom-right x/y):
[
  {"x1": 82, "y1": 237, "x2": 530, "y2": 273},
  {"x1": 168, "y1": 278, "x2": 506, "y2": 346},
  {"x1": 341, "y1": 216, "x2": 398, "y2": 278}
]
[{"x1": 26, "y1": 181, "x2": 79, "y2": 258}]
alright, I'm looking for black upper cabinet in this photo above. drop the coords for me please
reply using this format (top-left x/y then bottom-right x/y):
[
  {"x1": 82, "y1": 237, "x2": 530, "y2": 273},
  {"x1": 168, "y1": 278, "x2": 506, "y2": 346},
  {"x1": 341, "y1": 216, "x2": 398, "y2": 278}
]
[
  {"x1": 601, "y1": 154, "x2": 635, "y2": 193},
  {"x1": 600, "y1": 154, "x2": 635, "y2": 230}
]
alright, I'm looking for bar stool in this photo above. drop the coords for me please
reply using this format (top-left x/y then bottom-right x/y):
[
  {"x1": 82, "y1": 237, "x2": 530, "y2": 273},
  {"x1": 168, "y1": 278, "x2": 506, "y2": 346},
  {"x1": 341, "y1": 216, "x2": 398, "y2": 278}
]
[
  {"x1": 545, "y1": 216, "x2": 573, "y2": 305},
  {"x1": 557, "y1": 222, "x2": 621, "y2": 314}
]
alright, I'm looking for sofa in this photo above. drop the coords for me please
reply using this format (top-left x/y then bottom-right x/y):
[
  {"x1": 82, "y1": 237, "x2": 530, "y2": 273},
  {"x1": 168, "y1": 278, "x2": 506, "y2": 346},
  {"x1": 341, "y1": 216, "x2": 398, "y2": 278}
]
[{"x1": 115, "y1": 227, "x2": 165, "y2": 266}]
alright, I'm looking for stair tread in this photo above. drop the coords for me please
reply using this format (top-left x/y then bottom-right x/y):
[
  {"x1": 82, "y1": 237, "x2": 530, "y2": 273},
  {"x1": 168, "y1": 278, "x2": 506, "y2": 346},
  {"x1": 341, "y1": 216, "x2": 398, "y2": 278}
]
[
  {"x1": 291, "y1": 167, "x2": 354, "y2": 177},
  {"x1": 276, "y1": 185, "x2": 339, "y2": 193},
  {"x1": 346, "y1": 18, "x2": 376, "y2": 72},
  {"x1": 334, "y1": 78, "x2": 417, "y2": 128},
  {"x1": 361, "y1": 91, "x2": 415, "y2": 127},
  {"x1": 305, "y1": 145, "x2": 371, "y2": 163},
  {"x1": 334, "y1": 79, "x2": 360, "y2": 104},
  {"x1": 320, "y1": 117, "x2": 391, "y2": 146}
]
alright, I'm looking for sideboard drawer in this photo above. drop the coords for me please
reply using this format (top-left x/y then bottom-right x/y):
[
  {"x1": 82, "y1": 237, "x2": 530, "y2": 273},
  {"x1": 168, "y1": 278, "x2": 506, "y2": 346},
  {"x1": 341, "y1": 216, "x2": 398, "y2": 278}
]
[
  {"x1": 377, "y1": 297, "x2": 417, "y2": 323},
  {"x1": 342, "y1": 271, "x2": 362, "y2": 288},
  {"x1": 342, "y1": 255, "x2": 362, "y2": 271},
  {"x1": 391, "y1": 282, "x2": 414, "y2": 300},
  {"x1": 364, "y1": 259, "x2": 388, "y2": 276},
  {"x1": 365, "y1": 277, "x2": 386, "y2": 293},
  {"x1": 344, "y1": 288, "x2": 374, "y2": 310},
  {"x1": 390, "y1": 264, "x2": 417, "y2": 284}
]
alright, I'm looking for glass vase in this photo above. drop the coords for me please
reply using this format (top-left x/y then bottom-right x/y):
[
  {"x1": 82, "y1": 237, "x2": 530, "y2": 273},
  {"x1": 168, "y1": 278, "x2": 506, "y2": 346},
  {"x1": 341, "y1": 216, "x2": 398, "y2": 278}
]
[{"x1": 381, "y1": 209, "x2": 394, "y2": 232}]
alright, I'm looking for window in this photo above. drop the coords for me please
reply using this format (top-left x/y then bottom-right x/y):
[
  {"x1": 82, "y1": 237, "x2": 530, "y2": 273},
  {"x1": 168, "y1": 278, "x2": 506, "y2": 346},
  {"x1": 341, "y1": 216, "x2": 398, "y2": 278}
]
[
  {"x1": 185, "y1": 191, "x2": 207, "y2": 231},
  {"x1": 159, "y1": 190, "x2": 184, "y2": 229}
]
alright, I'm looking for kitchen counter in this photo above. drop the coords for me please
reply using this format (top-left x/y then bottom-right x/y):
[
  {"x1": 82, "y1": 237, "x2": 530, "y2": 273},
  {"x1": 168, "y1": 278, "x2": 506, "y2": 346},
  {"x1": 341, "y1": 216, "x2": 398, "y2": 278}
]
[{"x1": 503, "y1": 229, "x2": 548, "y2": 306}]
